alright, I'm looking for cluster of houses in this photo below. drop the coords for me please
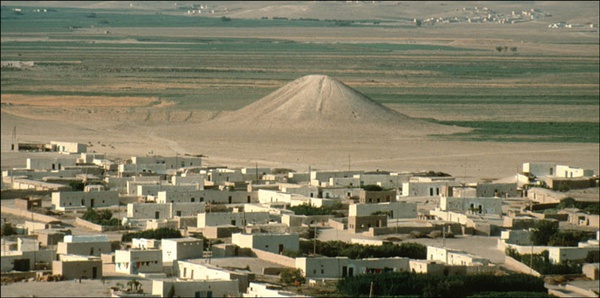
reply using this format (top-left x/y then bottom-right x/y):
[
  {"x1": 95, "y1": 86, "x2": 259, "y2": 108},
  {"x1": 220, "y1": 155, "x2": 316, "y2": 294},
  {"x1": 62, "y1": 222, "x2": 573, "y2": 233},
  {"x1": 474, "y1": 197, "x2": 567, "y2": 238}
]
[
  {"x1": 415, "y1": 6, "x2": 552, "y2": 26},
  {"x1": 1, "y1": 141, "x2": 598, "y2": 297}
]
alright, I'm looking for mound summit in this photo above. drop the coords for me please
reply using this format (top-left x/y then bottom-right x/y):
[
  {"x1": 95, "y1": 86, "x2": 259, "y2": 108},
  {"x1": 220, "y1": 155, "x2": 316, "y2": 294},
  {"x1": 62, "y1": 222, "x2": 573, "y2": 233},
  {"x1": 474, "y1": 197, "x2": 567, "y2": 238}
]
[{"x1": 213, "y1": 74, "x2": 466, "y2": 134}]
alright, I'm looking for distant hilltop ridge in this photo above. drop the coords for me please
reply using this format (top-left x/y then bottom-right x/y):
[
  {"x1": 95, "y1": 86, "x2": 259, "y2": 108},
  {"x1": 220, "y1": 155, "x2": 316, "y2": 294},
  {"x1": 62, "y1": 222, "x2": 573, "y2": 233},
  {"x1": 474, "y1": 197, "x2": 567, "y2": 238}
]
[{"x1": 213, "y1": 74, "x2": 466, "y2": 134}]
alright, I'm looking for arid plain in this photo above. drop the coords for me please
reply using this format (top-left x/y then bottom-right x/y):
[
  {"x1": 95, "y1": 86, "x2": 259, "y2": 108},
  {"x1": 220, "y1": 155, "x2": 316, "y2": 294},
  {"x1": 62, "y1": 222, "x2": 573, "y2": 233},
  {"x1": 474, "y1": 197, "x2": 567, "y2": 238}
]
[{"x1": 1, "y1": 1, "x2": 598, "y2": 182}]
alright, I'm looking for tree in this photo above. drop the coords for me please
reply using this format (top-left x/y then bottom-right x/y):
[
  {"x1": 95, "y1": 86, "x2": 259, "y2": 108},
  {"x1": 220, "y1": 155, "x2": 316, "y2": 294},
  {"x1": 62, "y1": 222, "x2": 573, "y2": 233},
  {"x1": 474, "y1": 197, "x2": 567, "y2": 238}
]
[
  {"x1": 530, "y1": 220, "x2": 559, "y2": 245},
  {"x1": 280, "y1": 268, "x2": 305, "y2": 285},
  {"x1": 496, "y1": 46, "x2": 504, "y2": 53}
]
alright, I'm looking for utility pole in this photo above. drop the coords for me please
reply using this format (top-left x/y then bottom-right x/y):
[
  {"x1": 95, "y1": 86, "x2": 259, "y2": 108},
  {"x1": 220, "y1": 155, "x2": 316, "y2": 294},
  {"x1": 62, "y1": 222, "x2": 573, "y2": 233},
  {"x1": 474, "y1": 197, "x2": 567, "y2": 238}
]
[
  {"x1": 313, "y1": 225, "x2": 317, "y2": 255},
  {"x1": 369, "y1": 281, "x2": 374, "y2": 298},
  {"x1": 348, "y1": 154, "x2": 351, "y2": 171}
]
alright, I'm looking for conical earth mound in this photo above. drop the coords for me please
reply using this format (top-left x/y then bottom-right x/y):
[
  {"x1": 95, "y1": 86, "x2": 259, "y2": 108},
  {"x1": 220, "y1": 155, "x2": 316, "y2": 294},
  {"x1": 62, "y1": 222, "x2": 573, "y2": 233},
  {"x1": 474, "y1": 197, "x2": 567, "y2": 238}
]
[
  {"x1": 217, "y1": 75, "x2": 407, "y2": 124},
  {"x1": 212, "y1": 74, "x2": 467, "y2": 134}
]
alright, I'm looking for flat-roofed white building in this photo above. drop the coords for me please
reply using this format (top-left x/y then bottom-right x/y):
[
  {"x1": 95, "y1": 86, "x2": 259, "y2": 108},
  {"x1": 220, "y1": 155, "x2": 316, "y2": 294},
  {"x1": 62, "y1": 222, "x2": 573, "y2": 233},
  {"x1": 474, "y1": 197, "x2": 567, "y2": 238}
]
[
  {"x1": 232, "y1": 233, "x2": 299, "y2": 254},
  {"x1": 152, "y1": 279, "x2": 239, "y2": 298},
  {"x1": 115, "y1": 249, "x2": 163, "y2": 274},
  {"x1": 50, "y1": 141, "x2": 87, "y2": 154},
  {"x1": 53, "y1": 254, "x2": 102, "y2": 279},
  {"x1": 245, "y1": 282, "x2": 311, "y2": 297},
  {"x1": 52, "y1": 190, "x2": 119, "y2": 211},
  {"x1": 157, "y1": 189, "x2": 252, "y2": 204},
  {"x1": 439, "y1": 196, "x2": 502, "y2": 215},
  {"x1": 175, "y1": 260, "x2": 250, "y2": 293},
  {"x1": 197, "y1": 211, "x2": 270, "y2": 228},
  {"x1": 57, "y1": 235, "x2": 112, "y2": 257},
  {"x1": 349, "y1": 201, "x2": 417, "y2": 219},
  {"x1": 127, "y1": 202, "x2": 206, "y2": 220},
  {"x1": 548, "y1": 246, "x2": 600, "y2": 264},
  {"x1": 427, "y1": 246, "x2": 490, "y2": 266},
  {"x1": 295, "y1": 256, "x2": 409, "y2": 279},
  {"x1": 26, "y1": 157, "x2": 77, "y2": 170},
  {"x1": 162, "y1": 238, "x2": 203, "y2": 263}
]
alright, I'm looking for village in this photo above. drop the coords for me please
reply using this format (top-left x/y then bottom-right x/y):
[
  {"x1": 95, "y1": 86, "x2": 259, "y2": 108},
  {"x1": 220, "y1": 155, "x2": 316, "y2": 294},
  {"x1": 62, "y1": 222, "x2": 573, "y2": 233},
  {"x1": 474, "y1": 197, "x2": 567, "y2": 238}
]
[{"x1": 1, "y1": 140, "x2": 598, "y2": 297}]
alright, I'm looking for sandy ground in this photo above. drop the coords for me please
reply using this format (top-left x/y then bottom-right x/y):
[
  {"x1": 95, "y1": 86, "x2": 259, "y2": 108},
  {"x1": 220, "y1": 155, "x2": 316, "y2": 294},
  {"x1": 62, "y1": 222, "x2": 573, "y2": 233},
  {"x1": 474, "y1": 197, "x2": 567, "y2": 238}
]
[{"x1": 0, "y1": 276, "x2": 153, "y2": 297}]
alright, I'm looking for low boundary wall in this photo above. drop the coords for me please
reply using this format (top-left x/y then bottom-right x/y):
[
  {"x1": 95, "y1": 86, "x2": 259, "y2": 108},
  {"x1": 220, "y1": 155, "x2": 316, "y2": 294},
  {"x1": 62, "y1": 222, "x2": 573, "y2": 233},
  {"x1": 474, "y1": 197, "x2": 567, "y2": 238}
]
[{"x1": 1, "y1": 206, "x2": 60, "y2": 223}]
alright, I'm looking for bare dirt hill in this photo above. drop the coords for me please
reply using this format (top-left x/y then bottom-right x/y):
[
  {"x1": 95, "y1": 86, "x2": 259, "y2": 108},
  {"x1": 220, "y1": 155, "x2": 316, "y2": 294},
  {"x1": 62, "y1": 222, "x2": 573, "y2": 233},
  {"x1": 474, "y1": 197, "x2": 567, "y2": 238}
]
[{"x1": 213, "y1": 74, "x2": 466, "y2": 135}]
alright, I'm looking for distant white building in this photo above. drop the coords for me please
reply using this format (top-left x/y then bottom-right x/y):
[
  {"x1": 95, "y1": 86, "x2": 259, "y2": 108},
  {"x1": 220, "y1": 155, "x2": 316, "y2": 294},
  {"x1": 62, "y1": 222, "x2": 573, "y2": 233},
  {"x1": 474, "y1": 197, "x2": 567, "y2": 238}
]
[
  {"x1": 161, "y1": 238, "x2": 203, "y2": 263},
  {"x1": 115, "y1": 249, "x2": 163, "y2": 274},
  {"x1": 50, "y1": 141, "x2": 87, "y2": 154},
  {"x1": 52, "y1": 190, "x2": 119, "y2": 211},
  {"x1": 232, "y1": 233, "x2": 299, "y2": 254},
  {"x1": 439, "y1": 196, "x2": 502, "y2": 215},
  {"x1": 152, "y1": 279, "x2": 239, "y2": 298},
  {"x1": 197, "y1": 211, "x2": 270, "y2": 228}
]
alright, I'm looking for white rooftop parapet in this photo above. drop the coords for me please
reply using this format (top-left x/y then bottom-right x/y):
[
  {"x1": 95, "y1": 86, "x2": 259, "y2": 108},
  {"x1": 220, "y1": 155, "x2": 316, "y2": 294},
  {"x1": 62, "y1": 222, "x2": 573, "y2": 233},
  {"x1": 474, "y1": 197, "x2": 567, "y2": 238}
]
[{"x1": 64, "y1": 234, "x2": 108, "y2": 243}]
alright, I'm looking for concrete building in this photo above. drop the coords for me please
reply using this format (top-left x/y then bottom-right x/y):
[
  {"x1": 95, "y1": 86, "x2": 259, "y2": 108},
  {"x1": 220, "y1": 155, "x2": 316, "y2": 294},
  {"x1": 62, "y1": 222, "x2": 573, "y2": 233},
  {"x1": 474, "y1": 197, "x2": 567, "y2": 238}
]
[
  {"x1": 548, "y1": 246, "x2": 599, "y2": 265},
  {"x1": 440, "y1": 196, "x2": 502, "y2": 215},
  {"x1": 245, "y1": 282, "x2": 310, "y2": 297},
  {"x1": 132, "y1": 183, "x2": 198, "y2": 197},
  {"x1": 232, "y1": 233, "x2": 299, "y2": 254},
  {"x1": 348, "y1": 214, "x2": 387, "y2": 233},
  {"x1": 80, "y1": 152, "x2": 105, "y2": 164},
  {"x1": 26, "y1": 157, "x2": 77, "y2": 170},
  {"x1": 401, "y1": 177, "x2": 457, "y2": 197},
  {"x1": 475, "y1": 182, "x2": 519, "y2": 198},
  {"x1": 409, "y1": 259, "x2": 467, "y2": 276},
  {"x1": 171, "y1": 173, "x2": 205, "y2": 186},
  {"x1": 358, "y1": 189, "x2": 396, "y2": 204},
  {"x1": 127, "y1": 202, "x2": 206, "y2": 220},
  {"x1": 309, "y1": 170, "x2": 364, "y2": 186},
  {"x1": 349, "y1": 201, "x2": 417, "y2": 219},
  {"x1": 162, "y1": 238, "x2": 203, "y2": 263},
  {"x1": 50, "y1": 141, "x2": 87, "y2": 154},
  {"x1": 53, "y1": 254, "x2": 102, "y2": 279},
  {"x1": 176, "y1": 260, "x2": 250, "y2": 293},
  {"x1": 567, "y1": 212, "x2": 599, "y2": 228},
  {"x1": 523, "y1": 162, "x2": 595, "y2": 178},
  {"x1": 152, "y1": 279, "x2": 239, "y2": 298},
  {"x1": 115, "y1": 249, "x2": 163, "y2": 274},
  {"x1": 500, "y1": 229, "x2": 532, "y2": 245},
  {"x1": 57, "y1": 235, "x2": 112, "y2": 257},
  {"x1": 206, "y1": 168, "x2": 245, "y2": 185},
  {"x1": 157, "y1": 189, "x2": 253, "y2": 204},
  {"x1": 131, "y1": 238, "x2": 160, "y2": 250},
  {"x1": 52, "y1": 190, "x2": 119, "y2": 211},
  {"x1": 582, "y1": 263, "x2": 599, "y2": 280},
  {"x1": 427, "y1": 246, "x2": 490, "y2": 266},
  {"x1": 197, "y1": 211, "x2": 270, "y2": 228},
  {"x1": 1, "y1": 249, "x2": 56, "y2": 272},
  {"x1": 296, "y1": 256, "x2": 409, "y2": 279}
]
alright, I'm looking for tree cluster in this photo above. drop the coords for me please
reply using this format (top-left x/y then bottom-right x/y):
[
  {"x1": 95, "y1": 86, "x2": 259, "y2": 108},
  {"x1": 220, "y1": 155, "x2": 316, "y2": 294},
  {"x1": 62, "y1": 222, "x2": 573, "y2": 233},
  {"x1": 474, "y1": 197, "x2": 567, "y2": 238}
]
[
  {"x1": 287, "y1": 202, "x2": 346, "y2": 217},
  {"x1": 506, "y1": 248, "x2": 583, "y2": 275},
  {"x1": 81, "y1": 208, "x2": 119, "y2": 226},
  {"x1": 529, "y1": 219, "x2": 594, "y2": 246},
  {"x1": 557, "y1": 197, "x2": 599, "y2": 215},
  {"x1": 280, "y1": 268, "x2": 305, "y2": 285},
  {"x1": 495, "y1": 46, "x2": 518, "y2": 53},
  {"x1": 336, "y1": 272, "x2": 546, "y2": 297},
  {"x1": 286, "y1": 240, "x2": 427, "y2": 260}
]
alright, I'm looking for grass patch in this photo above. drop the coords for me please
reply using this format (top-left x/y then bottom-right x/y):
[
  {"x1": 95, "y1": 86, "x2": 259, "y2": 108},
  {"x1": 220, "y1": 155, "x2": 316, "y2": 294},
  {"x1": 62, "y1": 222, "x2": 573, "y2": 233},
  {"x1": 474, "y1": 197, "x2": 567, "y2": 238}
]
[{"x1": 430, "y1": 120, "x2": 600, "y2": 143}]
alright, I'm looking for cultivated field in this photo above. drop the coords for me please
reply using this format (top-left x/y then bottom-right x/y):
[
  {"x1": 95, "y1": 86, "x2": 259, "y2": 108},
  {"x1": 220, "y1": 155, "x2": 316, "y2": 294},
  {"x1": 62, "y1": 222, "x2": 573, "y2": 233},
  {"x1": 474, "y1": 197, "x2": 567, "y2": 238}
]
[{"x1": 1, "y1": 1, "x2": 598, "y2": 181}]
